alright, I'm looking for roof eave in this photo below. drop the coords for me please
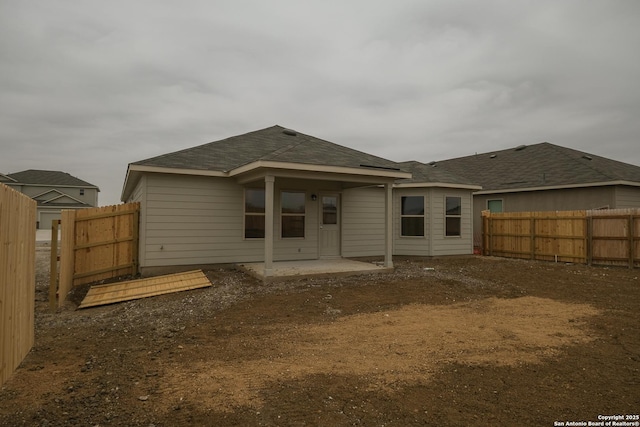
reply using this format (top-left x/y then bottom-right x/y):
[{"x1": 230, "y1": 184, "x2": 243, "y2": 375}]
[
  {"x1": 229, "y1": 160, "x2": 412, "y2": 180},
  {"x1": 395, "y1": 182, "x2": 482, "y2": 190},
  {"x1": 474, "y1": 180, "x2": 640, "y2": 195}
]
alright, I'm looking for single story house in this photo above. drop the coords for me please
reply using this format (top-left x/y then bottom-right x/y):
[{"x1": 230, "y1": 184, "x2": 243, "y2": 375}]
[
  {"x1": 121, "y1": 125, "x2": 480, "y2": 276},
  {"x1": 431, "y1": 142, "x2": 640, "y2": 246},
  {"x1": 1, "y1": 169, "x2": 100, "y2": 229}
]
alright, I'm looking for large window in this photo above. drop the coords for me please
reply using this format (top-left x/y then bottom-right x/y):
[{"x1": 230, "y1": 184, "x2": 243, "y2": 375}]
[
  {"x1": 445, "y1": 196, "x2": 462, "y2": 237},
  {"x1": 244, "y1": 188, "x2": 265, "y2": 238},
  {"x1": 281, "y1": 191, "x2": 305, "y2": 238},
  {"x1": 401, "y1": 196, "x2": 425, "y2": 237}
]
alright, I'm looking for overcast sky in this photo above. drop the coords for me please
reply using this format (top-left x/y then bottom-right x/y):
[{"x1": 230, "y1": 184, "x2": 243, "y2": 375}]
[{"x1": 1, "y1": 1, "x2": 639, "y2": 205}]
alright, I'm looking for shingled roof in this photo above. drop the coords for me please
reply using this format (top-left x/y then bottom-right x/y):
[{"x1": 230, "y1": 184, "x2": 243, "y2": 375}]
[
  {"x1": 133, "y1": 125, "x2": 402, "y2": 172},
  {"x1": 7, "y1": 170, "x2": 99, "y2": 189},
  {"x1": 432, "y1": 142, "x2": 640, "y2": 192},
  {"x1": 396, "y1": 161, "x2": 480, "y2": 188}
]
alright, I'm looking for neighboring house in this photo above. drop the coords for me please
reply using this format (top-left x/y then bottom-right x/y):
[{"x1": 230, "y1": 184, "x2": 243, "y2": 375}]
[
  {"x1": 1, "y1": 170, "x2": 100, "y2": 229},
  {"x1": 431, "y1": 142, "x2": 640, "y2": 246},
  {"x1": 121, "y1": 125, "x2": 480, "y2": 276}
]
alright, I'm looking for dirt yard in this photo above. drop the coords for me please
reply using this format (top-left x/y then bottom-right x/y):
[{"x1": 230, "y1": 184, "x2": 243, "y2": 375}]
[{"x1": 1, "y1": 246, "x2": 638, "y2": 426}]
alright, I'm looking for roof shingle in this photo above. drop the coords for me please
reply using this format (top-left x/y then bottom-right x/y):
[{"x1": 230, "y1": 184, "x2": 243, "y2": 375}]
[
  {"x1": 7, "y1": 170, "x2": 99, "y2": 189},
  {"x1": 432, "y1": 142, "x2": 640, "y2": 191}
]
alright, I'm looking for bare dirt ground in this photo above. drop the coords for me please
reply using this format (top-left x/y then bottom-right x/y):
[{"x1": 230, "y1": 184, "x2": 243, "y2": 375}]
[{"x1": 1, "y1": 246, "x2": 639, "y2": 426}]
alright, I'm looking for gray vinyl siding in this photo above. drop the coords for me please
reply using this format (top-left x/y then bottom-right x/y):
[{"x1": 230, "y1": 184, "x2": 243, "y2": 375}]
[
  {"x1": 614, "y1": 185, "x2": 640, "y2": 208},
  {"x1": 430, "y1": 188, "x2": 474, "y2": 256},
  {"x1": 472, "y1": 186, "x2": 618, "y2": 247},
  {"x1": 138, "y1": 174, "x2": 344, "y2": 268},
  {"x1": 342, "y1": 187, "x2": 385, "y2": 257},
  {"x1": 142, "y1": 174, "x2": 262, "y2": 266},
  {"x1": 393, "y1": 188, "x2": 430, "y2": 256}
]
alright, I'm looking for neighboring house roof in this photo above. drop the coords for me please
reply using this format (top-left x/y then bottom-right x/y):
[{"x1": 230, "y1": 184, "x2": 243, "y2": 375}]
[
  {"x1": 7, "y1": 169, "x2": 99, "y2": 189},
  {"x1": 432, "y1": 142, "x2": 640, "y2": 193},
  {"x1": 132, "y1": 125, "x2": 403, "y2": 172},
  {"x1": 395, "y1": 161, "x2": 481, "y2": 189},
  {"x1": 0, "y1": 173, "x2": 17, "y2": 183}
]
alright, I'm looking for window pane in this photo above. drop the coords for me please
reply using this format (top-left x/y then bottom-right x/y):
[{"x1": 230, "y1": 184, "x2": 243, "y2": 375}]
[
  {"x1": 488, "y1": 199, "x2": 503, "y2": 213},
  {"x1": 322, "y1": 196, "x2": 337, "y2": 225},
  {"x1": 245, "y1": 215, "x2": 265, "y2": 238},
  {"x1": 281, "y1": 192, "x2": 305, "y2": 214},
  {"x1": 446, "y1": 217, "x2": 461, "y2": 236},
  {"x1": 282, "y1": 216, "x2": 305, "y2": 238},
  {"x1": 402, "y1": 217, "x2": 424, "y2": 236},
  {"x1": 245, "y1": 188, "x2": 265, "y2": 213},
  {"x1": 446, "y1": 197, "x2": 461, "y2": 215},
  {"x1": 402, "y1": 196, "x2": 424, "y2": 215}
]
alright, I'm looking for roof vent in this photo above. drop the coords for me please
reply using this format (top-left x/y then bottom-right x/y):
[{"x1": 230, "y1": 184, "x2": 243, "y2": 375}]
[
  {"x1": 582, "y1": 154, "x2": 593, "y2": 161},
  {"x1": 514, "y1": 144, "x2": 527, "y2": 151},
  {"x1": 490, "y1": 154, "x2": 497, "y2": 159},
  {"x1": 282, "y1": 128, "x2": 297, "y2": 136},
  {"x1": 428, "y1": 161, "x2": 437, "y2": 167}
]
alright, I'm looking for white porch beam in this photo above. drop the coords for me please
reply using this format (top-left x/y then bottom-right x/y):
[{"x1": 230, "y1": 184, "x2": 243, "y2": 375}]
[
  {"x1": 384, "y1": 182, "x2": 394, "y2": 268},
  {"x1": 264, "y1": 175, "x2": 275, "y2": 277}
]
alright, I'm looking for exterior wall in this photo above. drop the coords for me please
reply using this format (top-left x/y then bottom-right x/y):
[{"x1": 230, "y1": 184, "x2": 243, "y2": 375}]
[
  {"x1": 131, "y1": 173, "x2": 476, "y2": 268},
  {"x1": 133, "y1": 173, "x2": 347, "y2": 268},
  {"x1": 472, "y1": 186, "x2": 617, "y2": 246},
  {"x1": 9, "y1": 184, "x2": 99, "y2": 207},
  {"x1": 429, "y1": 188, "x2": 474, "y2": 256},
  {"x1": 342, "y1": 186, "x2": 386, "y2": 257},
  {"x1": 392, "y1": 187, "x2": 474, "y2": 257},
  {"x1": 393, "y1": 188, "x2": 430, "y2": 256},
  {"x1": 614, "y1": 185, "x2": 640, "y2": 208}
]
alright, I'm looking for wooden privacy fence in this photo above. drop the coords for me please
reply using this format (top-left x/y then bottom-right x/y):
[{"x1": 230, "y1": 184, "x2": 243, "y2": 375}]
[
  {"x1": 50, "y1": 202, "x2": 140, "y2": 308},
  {"x1": 0, "y1": 183, "x2": 35, "y2": 386},
  {"x1": 482, "y1": 208, "x2": 640, "y2": 268}
]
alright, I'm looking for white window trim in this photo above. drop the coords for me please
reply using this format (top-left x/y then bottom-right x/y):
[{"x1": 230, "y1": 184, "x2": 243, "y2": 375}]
[
  {"x1": 400, "y1": 195, "x2": 426, "y2": 238},
  {"x1": 444, "y1": 195, "x2": 462, "y2": 238},
  {"x1": 280, "y1": 190, "x2": 306, "y2": 239}
]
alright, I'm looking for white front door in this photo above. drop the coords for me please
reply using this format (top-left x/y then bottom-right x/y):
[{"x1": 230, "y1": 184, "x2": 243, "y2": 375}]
[{"x1": 319, "y1": 194, "x2": 340, "y2": 257}]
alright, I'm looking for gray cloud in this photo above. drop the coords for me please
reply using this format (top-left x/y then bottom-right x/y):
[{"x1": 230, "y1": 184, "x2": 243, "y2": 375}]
[{"x1": 1, "y1": 0, "x2": 639, "y2": 204}]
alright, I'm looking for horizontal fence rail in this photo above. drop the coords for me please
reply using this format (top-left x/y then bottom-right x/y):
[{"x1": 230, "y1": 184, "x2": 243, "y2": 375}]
[{"x1": 482, "y1": 209, "x2": 640, "y2": 268}]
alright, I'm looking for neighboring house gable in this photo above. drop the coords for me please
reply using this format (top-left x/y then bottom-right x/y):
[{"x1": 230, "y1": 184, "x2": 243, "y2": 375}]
[{"x1": 5, "y1": 169, "x2": 100, "y2": 229}]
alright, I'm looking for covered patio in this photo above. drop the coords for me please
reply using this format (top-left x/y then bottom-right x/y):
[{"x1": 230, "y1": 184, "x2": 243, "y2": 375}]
[{"x1": 239, "y1": 258, "x2": 393, "y2": 282}]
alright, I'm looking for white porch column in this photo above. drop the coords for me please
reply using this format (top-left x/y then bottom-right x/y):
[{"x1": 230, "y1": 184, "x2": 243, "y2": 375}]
[
  {"x1": 264, "y1": 175, "x2": 275, "y2": 277},
  {"x1": 384, "y1": 182, "x2": 394, "y2": 268}
]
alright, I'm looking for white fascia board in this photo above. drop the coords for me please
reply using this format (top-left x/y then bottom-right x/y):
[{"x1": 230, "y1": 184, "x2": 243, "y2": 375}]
[
  {"x1": 126, "y1": 164, "x2": 228, "y2": 177},
  {"x1": 42, "y1": 193, "x2": 87, "y2": 205},
  {"x1": 395, "y1": 182, "x2": 483, "y2": 190},
  {"x1": 230, "y1": 160, "x2": 412, "y2": 180},
  {"x1": 474, "y1": 180, "x2": 640, "y2": 195}
]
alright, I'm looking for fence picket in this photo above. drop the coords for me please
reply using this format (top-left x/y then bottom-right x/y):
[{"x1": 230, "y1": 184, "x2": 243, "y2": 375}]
[{"x1": 483, "y1": 209, "x2": 640, "y2": 268}]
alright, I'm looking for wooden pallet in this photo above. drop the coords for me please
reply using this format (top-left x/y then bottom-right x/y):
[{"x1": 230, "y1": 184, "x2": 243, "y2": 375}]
[{"x1": 78, "y1": 270, "x2": 212, "y2": 309}]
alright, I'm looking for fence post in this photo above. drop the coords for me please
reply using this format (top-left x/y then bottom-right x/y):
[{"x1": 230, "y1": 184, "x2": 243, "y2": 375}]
[
  {"x1": 586, "y1": 216, "x2": 592, "y2": 266},
  {"x1": 629, "y1": 215, "x2": 634, "y2": 269},
  {"x1": 530, "y1": 217, "x2": 535, "y2": 260},
  {"x1": 481, "y1": 211, "x2": 490, "y2": 256},
  {"x1": 58, "y1": 210, "x2": 76, "y2": 307},
  {"x1": 49, "y1": 220, "x2": 60, "y2": 311}
]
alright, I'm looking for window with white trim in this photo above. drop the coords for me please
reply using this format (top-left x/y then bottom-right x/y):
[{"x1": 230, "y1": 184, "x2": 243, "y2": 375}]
[
  {"x1": 281, "y1": 191, "x2": 305, "y2": 238},
  {"x1": 244, "y1": 188, "x2": 265, "y2": 238},
  {"x1": 445, "y1": 196, "x2": 462, "y2": 237},
  {"x1": 401, "y1": 196, "x2": 425, "y2": 237}
]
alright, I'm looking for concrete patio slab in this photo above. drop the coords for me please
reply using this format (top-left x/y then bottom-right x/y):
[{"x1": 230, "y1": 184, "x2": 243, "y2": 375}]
[{"x1": 239, "y1": 258, "x2": 393, "y2": 281}]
